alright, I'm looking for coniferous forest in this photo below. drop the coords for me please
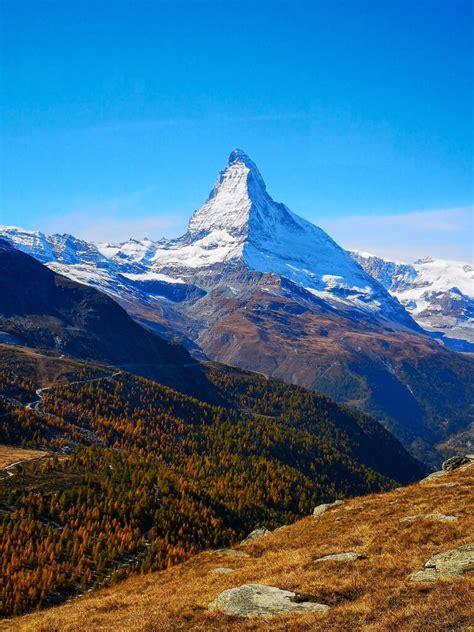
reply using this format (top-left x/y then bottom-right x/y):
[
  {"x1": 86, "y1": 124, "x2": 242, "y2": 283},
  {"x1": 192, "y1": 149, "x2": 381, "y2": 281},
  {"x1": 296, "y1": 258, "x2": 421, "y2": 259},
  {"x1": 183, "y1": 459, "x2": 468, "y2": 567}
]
[{"x1": 0, "y1": 352, "x2": 425, "y2": 616}]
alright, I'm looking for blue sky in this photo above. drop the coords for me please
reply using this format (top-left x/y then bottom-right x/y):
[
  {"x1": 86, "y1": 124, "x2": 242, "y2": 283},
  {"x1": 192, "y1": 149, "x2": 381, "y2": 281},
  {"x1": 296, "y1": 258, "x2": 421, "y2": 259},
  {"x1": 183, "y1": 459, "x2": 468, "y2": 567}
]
[{"x1": 0, "y1": 0, "x2": 472, "y2": 261}]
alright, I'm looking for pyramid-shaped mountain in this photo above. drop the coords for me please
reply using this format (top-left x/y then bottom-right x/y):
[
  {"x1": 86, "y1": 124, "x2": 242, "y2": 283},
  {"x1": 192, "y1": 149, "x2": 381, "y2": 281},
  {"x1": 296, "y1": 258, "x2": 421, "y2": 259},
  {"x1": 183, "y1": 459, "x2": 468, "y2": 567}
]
[
  {"x1": 1, "y1": 151, "x2": 473, "y2": 467},
  {"x1": 145, "y1": 149, "x2": 416, "y2": 326}
]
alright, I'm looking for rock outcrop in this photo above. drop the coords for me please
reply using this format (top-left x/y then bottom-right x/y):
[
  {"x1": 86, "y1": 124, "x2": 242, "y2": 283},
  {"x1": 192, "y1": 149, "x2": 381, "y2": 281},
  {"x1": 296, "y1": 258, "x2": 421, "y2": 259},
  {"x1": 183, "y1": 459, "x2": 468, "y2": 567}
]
[
  {"x1": 311, "y1": 552, "x2": 366, "y2": 563},
  {"x1": 442, "y1": 455, "x2": 472, "y2": 472},
  {"x1": 410, "y1": 544, "x2": 474, "y2": 582},
  {"x1": 313, "y1": 500, "x2": 343, "y2": 517},
  {"x1": 215, "y1": 548, "x2": 250, "y2": 558},
  {"x1": 400, "y1": 513, "x2": 457, "y2": 524},
  {"x1": 208, "y1": 584, "x2": 329, "y2": 618},
  {"x1": 240, "y1": 527, "x2": 271, "y2": 545}
]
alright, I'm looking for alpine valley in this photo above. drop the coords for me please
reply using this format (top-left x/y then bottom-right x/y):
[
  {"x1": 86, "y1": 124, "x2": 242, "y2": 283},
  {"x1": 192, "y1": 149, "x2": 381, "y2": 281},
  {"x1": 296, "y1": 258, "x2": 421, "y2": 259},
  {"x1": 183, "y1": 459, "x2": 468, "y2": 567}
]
[
  {"x1": 2, "y1": 150, "x2": 472, "y2": 466},
  {"x1": 1, "y1": 149, "x2": 473, "y2": 625}
]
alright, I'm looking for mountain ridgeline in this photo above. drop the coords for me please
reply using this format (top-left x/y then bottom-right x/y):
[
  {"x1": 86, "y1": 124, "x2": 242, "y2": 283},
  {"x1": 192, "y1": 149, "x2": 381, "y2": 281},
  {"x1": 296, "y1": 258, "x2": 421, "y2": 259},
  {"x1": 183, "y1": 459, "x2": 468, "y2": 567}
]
[{"x1": 0, "y1": 239, "x2": 212, "y2": 399}]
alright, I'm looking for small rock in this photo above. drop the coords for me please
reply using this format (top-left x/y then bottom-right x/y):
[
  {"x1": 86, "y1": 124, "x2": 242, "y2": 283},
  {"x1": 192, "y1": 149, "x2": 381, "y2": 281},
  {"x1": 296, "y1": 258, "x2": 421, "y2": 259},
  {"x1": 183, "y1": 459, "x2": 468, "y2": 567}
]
[
  {"x1": 410, "y1": 568, "x2": 438, "y2": 582},
  {"x1": 215, "y1": 549, "x2": 251, "y2": 558},
  {"x1": 420, "y1": 470, "x2": 448, "y2": 483},
  {"x1": 241, "y1": 527, "x2": 271, "y2": 545},
  {"x1": 208, "y1": 584, "x2": 329, "y2": 618},
  {"x1": 311, "y1": 552, "x2": 366, "y2": 563},
  {"x1": 313, "y1": 500, "x2": 344, "y2": 517},
  {"x1": 442, "y1": 455, "x2": 470, "y2": 471},
  {"x1": 400, "y1": 513, "x2": 457, "y2": 524},
  {"x1": 410, "y1": 544, "x2": 474, "y2": 582},
  {"x1": 209, "y1": 567, "x2": 234, "y2": 574},
  {"x1": 430, "y1": 482, "x2": 458, "y2": 488}
]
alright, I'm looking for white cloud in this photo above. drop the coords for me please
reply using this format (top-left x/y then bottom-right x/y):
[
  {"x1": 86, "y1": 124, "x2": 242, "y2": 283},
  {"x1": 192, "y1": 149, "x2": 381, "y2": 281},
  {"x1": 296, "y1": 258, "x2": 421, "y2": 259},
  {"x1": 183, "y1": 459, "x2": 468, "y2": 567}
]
[
  {"x1": 317, "y1": 206, "x2": 473, "y2": 263},
  {"x1": 41, "y1": 188, "x2": 188, "y2": 243}
]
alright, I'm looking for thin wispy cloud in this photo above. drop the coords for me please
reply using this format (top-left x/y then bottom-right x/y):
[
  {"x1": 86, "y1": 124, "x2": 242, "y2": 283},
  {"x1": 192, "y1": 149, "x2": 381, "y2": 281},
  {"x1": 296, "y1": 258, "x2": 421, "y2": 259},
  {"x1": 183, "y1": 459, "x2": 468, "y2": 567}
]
[
  {"x1": 72, "y1": 112, "x2": 309, "y2": 138},
  {"x1": 41, "y1": 188, "x2": 188, "y2": 243},
  {"x1": 318, "y1": 206, "x2": 473, "y2": 263},
  {"x1": 81, "y1": 117, "x2": 191, "y2": 136}
]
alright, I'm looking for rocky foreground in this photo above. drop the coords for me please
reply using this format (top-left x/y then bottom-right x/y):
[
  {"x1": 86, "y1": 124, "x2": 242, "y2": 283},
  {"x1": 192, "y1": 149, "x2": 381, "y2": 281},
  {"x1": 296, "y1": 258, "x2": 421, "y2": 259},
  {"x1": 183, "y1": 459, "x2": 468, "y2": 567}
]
[{"x1": 3, "y1": 458, "x2": 473, "y2": 631}]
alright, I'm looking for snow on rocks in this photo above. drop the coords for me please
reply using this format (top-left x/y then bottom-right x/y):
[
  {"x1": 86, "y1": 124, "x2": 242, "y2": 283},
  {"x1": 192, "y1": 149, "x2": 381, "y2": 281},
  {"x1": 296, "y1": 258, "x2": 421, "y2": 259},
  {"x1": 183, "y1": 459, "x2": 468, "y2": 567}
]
[
  {"x1": 351, "y1": 251, "x2": 474, "y2": 346},
  {"x1": 0, "y1": 150, "x2": 419, "y2": 328}
]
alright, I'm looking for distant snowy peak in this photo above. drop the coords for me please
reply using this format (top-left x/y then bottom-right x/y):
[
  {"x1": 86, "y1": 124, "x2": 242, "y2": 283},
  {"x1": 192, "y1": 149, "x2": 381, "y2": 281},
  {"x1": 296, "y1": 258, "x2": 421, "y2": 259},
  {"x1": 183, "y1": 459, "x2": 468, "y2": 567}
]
[
  {"x1": 188, "y1": 148, "x2": 306, "y2": 241},
  {"x1": 351, "y1": 251, "x2": 474, "y2": 346},
  {"x1": 0, "y1": 226, "x2": 106, "y2": 266},
  {"x1": 351, "y1": 251, "x2": 473, "y2": 300}
]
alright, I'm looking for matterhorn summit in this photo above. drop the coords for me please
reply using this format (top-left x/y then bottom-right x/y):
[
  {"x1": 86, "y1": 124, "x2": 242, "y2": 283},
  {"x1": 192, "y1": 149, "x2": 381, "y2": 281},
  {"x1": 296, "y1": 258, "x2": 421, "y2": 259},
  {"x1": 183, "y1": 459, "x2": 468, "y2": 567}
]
[
  {"x1": 0, "y1": 150, "x2": 417, "y2": 325},
  {"x1": 141, "y1": 149, "x2": 411, "y2": 323},
  {"x1": 187, "y1": 148, "x2": 271, "y2": 238}
]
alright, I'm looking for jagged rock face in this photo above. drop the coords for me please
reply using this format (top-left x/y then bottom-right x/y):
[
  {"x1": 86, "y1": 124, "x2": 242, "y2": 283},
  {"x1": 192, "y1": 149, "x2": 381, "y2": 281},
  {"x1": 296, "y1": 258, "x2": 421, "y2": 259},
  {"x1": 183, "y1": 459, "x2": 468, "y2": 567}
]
[
  {"x1": 351, "y1": 251, "x2": 474, "y2": 350},
  {"x1": 146, "y1": 150, "x2": 416, "y2": 326},
  {"x1": 0, "y1": 150, "x2": 417, "y2": 327}
]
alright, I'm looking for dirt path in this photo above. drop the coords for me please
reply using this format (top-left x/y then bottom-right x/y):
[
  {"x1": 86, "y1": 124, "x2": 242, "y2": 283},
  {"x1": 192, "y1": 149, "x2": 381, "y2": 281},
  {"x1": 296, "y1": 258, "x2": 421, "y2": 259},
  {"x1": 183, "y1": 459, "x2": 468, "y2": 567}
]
[
  {"x1": 0, "y1": 452, "x2": 52, "y2": 480},
  {"x1": 24, "y1": 370, "x2": 122, "y2": 412}
]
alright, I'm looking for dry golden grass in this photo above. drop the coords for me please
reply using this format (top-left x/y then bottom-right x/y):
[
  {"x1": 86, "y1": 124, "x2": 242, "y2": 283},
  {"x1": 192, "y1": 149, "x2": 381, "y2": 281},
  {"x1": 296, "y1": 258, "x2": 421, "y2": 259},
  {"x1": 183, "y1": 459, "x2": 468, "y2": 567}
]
[
  {"x1": 3, "y1": 464, "x2": 473, "y2": 632},
  {"x1": 0, "y1": 444, "x2": 48, "y2": 469},
  {"x1": 0, "y1": 343, "x2": 105, "y2": 389}
]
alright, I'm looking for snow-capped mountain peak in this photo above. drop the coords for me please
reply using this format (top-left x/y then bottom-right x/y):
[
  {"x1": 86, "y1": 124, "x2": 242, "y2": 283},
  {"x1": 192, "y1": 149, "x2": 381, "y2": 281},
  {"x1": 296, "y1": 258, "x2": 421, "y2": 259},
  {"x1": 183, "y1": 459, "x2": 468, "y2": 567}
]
[
  {"x1": 0, "y1": 150, "x2": 418, "y2": 328},
  {"x1": 351, "y1": 251, "x2": 474, "y2": 349},
  {"x1": 187, "y1": 148, "x2": 293, "y2": 239},
  {"x1": 144, "y1": 150, "x2": 414, "y2": 324}
]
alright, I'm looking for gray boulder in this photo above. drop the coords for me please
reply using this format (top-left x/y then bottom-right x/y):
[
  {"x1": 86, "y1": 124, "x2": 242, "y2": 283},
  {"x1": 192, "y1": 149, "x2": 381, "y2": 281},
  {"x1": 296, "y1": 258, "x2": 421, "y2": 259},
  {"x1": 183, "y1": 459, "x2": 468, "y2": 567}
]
[
  {"x1": 215, "y1": 548, "x2": 251, "y2": 558},
  {"x1": 209, "y1": 567, "x2": 234, "y2": 574},
  {"x1": 400, "y1": 513, "x2": 457, "y2": 524},
  {"x1": 410, "y1": 544, "x2": 474, "y2": 582},
  {"x1": 208, "y1": 584, "x2": 329, "y2": 618},
  {"x1": 313, "y1": 500, "x2": 344, "y2": 517},
  {"x1": 420, "y1": 470, "x2": 448, "y2": 483},
  {"x1": 311, "y1": 552, "x2": 366, "y2": 563},
  {"x1": 241, "y1": 526, "x2": 271, "y2": 545}
]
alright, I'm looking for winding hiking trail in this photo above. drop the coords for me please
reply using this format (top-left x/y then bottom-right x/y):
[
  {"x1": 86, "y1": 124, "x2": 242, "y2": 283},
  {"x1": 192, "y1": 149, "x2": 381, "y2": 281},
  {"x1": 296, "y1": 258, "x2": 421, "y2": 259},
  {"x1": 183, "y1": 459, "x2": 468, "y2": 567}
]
[
  {"x1": 24, "y1": 370, "x2": 123, "y2": 413},
  {"x1": 0, "y1": 369, "x2": 123, "y2": 480},
  {"x1": 0, "y1": 454, "x2": 51, "y2": 481}
]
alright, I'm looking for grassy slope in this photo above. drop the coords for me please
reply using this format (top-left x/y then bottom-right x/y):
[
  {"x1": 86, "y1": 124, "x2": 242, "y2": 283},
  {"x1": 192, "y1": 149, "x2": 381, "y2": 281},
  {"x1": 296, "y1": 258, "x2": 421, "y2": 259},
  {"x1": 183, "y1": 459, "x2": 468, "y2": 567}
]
[
  {"x1": 0, "y1": 445, "x2": 48, "y2": 469},
  {"x1": 5, "y1": 463, "x2": 472, "y2": 632}
]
